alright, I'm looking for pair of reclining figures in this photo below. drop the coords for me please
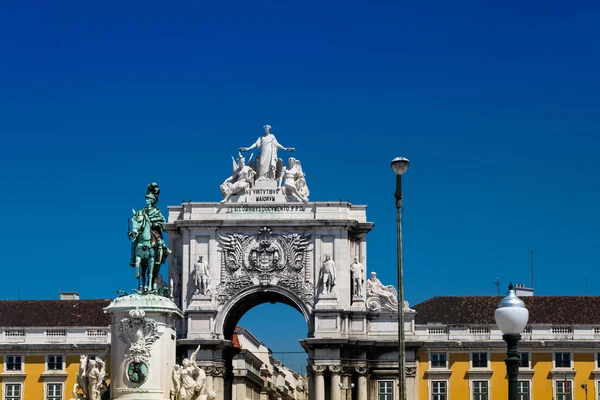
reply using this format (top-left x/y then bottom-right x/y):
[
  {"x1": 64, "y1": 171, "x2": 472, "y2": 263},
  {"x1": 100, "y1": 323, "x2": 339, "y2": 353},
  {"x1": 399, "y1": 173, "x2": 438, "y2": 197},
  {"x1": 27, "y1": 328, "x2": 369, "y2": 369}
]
[{"x1": 220, "y1": 125, "x2": 310, "y2": 203}]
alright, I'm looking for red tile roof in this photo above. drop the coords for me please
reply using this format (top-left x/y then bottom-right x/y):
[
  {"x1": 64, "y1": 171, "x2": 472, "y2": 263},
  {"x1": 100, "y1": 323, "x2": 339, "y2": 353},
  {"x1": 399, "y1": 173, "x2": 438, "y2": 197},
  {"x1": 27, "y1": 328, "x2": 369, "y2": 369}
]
[
  {"x1": 0, "y1": 300, "x2": 112, "y2": 327},
  {"x1": 413, "y1": 296, "x2": 600, "y2": 325}
]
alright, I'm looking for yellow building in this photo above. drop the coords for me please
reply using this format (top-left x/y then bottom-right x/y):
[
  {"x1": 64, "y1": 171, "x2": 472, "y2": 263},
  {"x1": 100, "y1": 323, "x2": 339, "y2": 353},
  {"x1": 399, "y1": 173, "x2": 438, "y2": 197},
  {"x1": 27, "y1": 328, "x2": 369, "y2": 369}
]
[
  {"x1": 412, "y1": 288, "x2": 600, "y2": 400},
  {"x1": 0, "y1": 294, "x2": 111, "y2": 400}
]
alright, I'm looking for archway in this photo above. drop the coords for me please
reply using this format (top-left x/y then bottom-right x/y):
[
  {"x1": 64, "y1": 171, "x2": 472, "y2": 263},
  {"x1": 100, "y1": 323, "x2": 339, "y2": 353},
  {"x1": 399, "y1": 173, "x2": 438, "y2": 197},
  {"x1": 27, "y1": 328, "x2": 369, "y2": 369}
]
[{"x1": 217, "y1": 286, "x2": 313, "y2": 400}]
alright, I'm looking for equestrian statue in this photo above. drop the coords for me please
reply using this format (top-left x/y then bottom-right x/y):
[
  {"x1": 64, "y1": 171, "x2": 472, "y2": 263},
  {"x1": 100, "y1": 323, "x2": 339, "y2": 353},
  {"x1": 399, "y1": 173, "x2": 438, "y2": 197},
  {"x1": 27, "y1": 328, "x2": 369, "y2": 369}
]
[{"x1": 129, "y1": 183, "x2": 172, "y2": 291}]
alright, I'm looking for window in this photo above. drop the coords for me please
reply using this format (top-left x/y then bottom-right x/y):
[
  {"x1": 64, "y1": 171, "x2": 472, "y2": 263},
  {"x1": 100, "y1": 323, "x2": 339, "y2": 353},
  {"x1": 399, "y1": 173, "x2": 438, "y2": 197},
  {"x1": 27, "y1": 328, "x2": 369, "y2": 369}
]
[
  {"x1": 46, "y1": 383, "x2": 62, "y2": 400},
  {"x1": 431, "y1": 381, "x2": 447, "y2": 400},
  {"x1": 378, "y1": 380, "x2": 393, "y2": 400},
  {"x1": 431, "y1": 353, "x2": 447, "y2": 368},
  {"x1": 472, "y1": 353, "x2": 488, "y2": 368},
  {"x1": 6, "y1": 355, "x2": 22, "y2": 371},
  {"x1": 556, "y1": 352, "x2": 571, "y2": 368},
  {"x1": 597, "y1": 353, "x2": 600, "y2": 368},
  {"x1": 556, "y1": 380, "x2": 572, "y2": 400},
  {"x1": 518, "y1": 381, "x2": 530, "y2": 400},
  {"x1": 47, "y1": 355, "x2": 63, "y2": 370},
  {"x1": 5, "y1": 384, "x2": 22, "y2": 400},
  {"x1": 472, "y1": 381, "x2": 488, "y2": 400},
  {"x1": 519, "y1": 352, "x2": 529, "y2": 368}
]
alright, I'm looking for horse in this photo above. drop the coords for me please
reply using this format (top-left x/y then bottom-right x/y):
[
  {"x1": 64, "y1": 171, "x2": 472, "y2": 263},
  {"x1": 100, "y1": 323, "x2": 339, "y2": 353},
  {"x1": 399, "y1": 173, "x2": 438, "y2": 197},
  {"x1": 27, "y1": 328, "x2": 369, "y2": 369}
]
[{"x1": 130, "y1": 209, "x2": 160, "y2": 291}]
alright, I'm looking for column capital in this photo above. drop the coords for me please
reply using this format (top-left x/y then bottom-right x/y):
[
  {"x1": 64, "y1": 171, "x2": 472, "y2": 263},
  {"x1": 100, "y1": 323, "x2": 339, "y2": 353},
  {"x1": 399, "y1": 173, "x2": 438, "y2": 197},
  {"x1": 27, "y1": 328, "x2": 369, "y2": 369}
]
[
  {"x1": 406, "y1": 366, "x2": 416, "y2": 377},
  {"x1": 205, "y1": 366, "x2": 226, "y2": 377},
  {"x1": 311, "y1": 365, "x2": 327, "y2": 375},
  {"x1": 341, "y1": 366, "x2": 353, "y2": 375},
  {"x1": 355, "y1": 366, "x2": 368, "y2": 375},
  {"x1": 329, "y1": 365, "x2": 343, "y2": 374}
]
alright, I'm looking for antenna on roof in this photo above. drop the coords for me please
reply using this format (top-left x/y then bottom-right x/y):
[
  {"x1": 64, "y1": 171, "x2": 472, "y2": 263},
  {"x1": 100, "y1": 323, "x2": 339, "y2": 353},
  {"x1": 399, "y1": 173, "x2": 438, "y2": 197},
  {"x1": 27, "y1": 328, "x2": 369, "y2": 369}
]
[
  {"x1": 493, "y1": 278, "x2": 500, "y2": 297},
  {"x1": 530, "y1": 250, "x2": 534, "y2": 289}
]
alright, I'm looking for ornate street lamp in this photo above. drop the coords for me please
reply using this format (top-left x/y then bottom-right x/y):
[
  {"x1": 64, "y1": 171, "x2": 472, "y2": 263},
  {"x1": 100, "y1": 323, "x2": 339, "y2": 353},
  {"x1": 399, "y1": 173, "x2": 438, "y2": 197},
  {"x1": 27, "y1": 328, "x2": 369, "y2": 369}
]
[
  {"x1": 338, "y1": 382, "x2": 355, "y2": 400},
  {"x1": 391, "y1": 156, "x2": 410, "y2": 400},
  {"x1": 495, "y1": 283, "x2": 529, "y2": 400}
]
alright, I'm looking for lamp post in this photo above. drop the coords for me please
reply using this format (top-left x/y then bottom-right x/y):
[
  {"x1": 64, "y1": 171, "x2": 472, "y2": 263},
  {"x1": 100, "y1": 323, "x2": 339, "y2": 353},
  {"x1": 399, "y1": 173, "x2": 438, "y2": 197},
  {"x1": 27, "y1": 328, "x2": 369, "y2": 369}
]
[
  {"x1": 495, "y1": 283, "x2": 529, "y2": 400},
  {"x1": 338, "y1": 382, "x2": 355, "y2": 400},
  {"x1": 391, "y1": 156, "x2": 410, "y2": 400}
]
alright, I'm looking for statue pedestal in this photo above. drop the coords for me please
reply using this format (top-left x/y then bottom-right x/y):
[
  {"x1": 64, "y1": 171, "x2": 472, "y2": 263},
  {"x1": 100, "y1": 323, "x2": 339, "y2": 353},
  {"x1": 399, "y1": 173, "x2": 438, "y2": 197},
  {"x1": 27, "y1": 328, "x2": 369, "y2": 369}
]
[
  {"x1": 315, "y1": 293, "x2": 339, "y2": 310},
  {"x1": 104, "y1": 294, "x2": 183, "y2": 400},
  {"x1": 351, "y1": 297, "x2": 366, "y2": 311},
  {"x1": 188, "y1": 294, "x2": 213, "y2": 309}
]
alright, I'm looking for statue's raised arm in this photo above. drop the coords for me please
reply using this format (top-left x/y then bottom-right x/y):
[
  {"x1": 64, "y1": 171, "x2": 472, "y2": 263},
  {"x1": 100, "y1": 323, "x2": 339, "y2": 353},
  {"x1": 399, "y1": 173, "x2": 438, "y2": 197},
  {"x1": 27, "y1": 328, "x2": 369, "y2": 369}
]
[{"x1": 239, "y1": 125, "x2": 295, "y2": 180}]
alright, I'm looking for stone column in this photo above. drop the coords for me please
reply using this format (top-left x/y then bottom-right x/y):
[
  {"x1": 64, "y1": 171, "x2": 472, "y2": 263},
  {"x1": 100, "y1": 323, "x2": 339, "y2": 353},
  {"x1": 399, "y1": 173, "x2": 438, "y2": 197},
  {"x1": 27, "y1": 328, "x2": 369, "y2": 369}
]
[
  {"x1": 210, "y1": 366, "x2": 225, "y2": 399},
  {"x1": 307, "y1": 365, "x2": 314, "y2": 400},
  {"x1": 330, "y1": 366, "x2": 342, "y2": 400},
  {"x1": 341, "y1": 367, "x2": 353, "y2": 400},
  {"x1": 406, "y1": 365, "x2": 417, "y2": 400},
  {"x1": 313, "y1": 365, "x2": 327, "y2": 400},
  {"x1": 356, "y1": 366, "x2": 368, "y2": 400}
]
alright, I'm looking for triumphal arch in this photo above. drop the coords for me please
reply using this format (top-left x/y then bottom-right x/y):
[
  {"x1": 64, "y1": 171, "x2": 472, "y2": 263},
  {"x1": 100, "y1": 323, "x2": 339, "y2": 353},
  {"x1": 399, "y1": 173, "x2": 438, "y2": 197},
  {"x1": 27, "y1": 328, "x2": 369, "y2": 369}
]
[{"x1": 166, "y1": 125, "x2": 417, "y2": 400}]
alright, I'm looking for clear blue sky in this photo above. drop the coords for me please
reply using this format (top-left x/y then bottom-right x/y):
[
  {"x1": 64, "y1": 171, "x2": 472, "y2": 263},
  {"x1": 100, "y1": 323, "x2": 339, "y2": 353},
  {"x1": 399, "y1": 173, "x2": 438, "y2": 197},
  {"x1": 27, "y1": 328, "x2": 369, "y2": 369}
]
[{"x1": 1, "y1": 0, "x2": 599, "y2": 374}]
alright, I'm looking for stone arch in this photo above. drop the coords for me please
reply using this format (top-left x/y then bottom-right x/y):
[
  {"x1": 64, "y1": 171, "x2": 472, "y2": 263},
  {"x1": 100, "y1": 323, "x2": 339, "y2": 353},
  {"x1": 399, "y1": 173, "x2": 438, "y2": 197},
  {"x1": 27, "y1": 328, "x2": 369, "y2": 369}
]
[{"x1": 214, "y1": 284, "x2": 314, "y2": 340}]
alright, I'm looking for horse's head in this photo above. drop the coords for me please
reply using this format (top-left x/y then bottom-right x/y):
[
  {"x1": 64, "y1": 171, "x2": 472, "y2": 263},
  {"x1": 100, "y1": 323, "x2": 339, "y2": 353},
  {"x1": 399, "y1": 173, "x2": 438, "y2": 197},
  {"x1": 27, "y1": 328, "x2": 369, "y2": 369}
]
[{"x1": 131, "y1": 209, "x2": 148, "y2": 239}]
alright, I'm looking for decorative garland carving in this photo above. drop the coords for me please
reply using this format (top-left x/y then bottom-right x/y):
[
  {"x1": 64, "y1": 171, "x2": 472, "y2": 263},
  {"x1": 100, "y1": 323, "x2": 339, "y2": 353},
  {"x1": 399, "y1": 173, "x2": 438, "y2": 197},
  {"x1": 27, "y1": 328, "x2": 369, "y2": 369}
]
[{"x1": 216, "y1": 227, "x2": 313, "y2": 306}]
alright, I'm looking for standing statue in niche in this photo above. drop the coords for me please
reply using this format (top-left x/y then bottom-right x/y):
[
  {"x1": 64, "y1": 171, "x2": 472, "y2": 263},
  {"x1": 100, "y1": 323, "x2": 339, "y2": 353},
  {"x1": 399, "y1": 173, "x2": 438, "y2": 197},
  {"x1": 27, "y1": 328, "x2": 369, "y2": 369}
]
[
  {"x1": 366, "y1": 272, "x2": 399, "y2": 312},
  {"x1": 239, "y1": 124, "x2": 295, "y2": 180},
  {"x1": 220, "y1": 154, "x2": 256, "y2": 203},
  {"x1": 350, "y1": 257, "x2": 364, "y2": 298},
  {"x1": 319, "y1": 254, "x2": 336, "y2": 295},
  {"x1": 193, "y1": 256, "x2": 211, "y2": 295},
  {"x1": 129, "y1": 183, "x2": 172, "y2": 291},
  {"x1": 171, "y1": 345, "x2": 209, "y2": 400},
  {"x1": 280, "y1": 157, "x2": 309, "y2": 203}
]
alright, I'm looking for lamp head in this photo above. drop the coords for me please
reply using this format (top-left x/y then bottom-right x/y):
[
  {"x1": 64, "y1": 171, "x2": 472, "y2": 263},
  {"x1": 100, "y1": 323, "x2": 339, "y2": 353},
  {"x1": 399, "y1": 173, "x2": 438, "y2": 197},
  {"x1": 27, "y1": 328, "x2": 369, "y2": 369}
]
[
  {"x1": 494, "y1": 282, "x2": 529, "y2": 335},
  {"x1": 338, "y1": 383, "x2": 343, "y2": 389},
  {"x1": 391, "y1": 157, "x2": 410, "y2": 175}
]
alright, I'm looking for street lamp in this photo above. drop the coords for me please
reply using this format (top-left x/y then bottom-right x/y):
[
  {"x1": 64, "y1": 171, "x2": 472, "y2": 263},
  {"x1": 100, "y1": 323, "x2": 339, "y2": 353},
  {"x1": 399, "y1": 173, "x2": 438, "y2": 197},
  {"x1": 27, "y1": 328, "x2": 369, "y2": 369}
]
[
  {"x1": 495, "y1": 283, "x2": 529, "y2": 400},
  {"x1": 338, "y1": 382, "x2": 355, "y2": 400},
  {"x1": 391, "y1": 156, "x2": 410, "y2": 400}
]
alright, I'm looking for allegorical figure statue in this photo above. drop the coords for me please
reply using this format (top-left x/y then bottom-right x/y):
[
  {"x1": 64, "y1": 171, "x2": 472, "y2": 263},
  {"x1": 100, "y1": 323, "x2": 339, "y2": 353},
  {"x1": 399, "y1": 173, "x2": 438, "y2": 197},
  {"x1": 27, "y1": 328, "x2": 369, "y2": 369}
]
[
  {"x1": 193, "y1": 256, "x2": 211, "y2": 295},
  {"x1": 239, "y1": 125, "x2": 295, "y2": 180},
  {"x1": 129, "y1": 183, "x2": 172, "y2": 291},
  {"x1": 171, "y1": 345, "x2": 210, "y2": 400},
  {"x1": 220, "y1": 154, "x2": 256, "y2": 203},
  {"x1": 350, "y1": 257, "x2": 364, "y2": 298},
  {"x1": 73, "y1": 354, "x2": 108, "y2": 400},
  {"x1": 281, "y1": 157, "x2": 309, "y2": 203},
  {"x1": 366, "y1": 272, "x2": 398, "y2": 311},
  {"x1": 319, "y1": 254, "x2": 336, "y2": 295}
]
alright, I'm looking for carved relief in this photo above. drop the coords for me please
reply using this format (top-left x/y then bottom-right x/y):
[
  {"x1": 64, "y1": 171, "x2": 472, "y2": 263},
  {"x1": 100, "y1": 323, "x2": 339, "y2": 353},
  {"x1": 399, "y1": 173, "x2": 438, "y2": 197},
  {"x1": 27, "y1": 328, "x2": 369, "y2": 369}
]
[
  {"x1": 216, "y1": 227, "x2": 313, "y2": 305},
  {"x1": 118, "y1": 308, "x2": 160, "y2": 364},
  {"x1": 406, "y1": 366, "x2": 417, "y2": 377}
]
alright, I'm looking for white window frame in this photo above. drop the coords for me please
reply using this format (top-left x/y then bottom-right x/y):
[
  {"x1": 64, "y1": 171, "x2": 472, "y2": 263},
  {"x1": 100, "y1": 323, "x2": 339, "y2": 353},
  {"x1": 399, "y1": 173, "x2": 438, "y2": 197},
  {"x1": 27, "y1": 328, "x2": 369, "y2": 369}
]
[
  {"x1": 44, "y1": 382, "x2": 63, "y2": 400},
  {"x1": 430, "y1": 352, "x2": 448, "y2": 369},
  {"x1": 3, "y1": 382, "x2": 23, "y2": 400},
  {"x1": 377, "y1": 380, "x2": 394, "y2": 400},
  {"x1": 470, "y1": 379, "x2": 490, "y2": 400},
  {"x1": 519, "y1": 351, "x2": 531, "y2": 369},
  {"x1": 554, "y1": 379, "x2": 574, "y2": 400},
  {"x1": 554, "y1": 352, "x2": 573, "y2": 369},
  {"x1": 470, "y1": 352, "x2": 490, "y2": 369},
  {"x1": 430, "y1": 379, "x2": 448, "y2": 400},
  {"x1": 45, "y1": 355, "x2": 65, "y2": 372},
  {"x1": 4, "y1": 355, "x2": 24, "y2": 372},
  {"x1": 518, "y1": 379, "x2": 531, "y2": 400}
]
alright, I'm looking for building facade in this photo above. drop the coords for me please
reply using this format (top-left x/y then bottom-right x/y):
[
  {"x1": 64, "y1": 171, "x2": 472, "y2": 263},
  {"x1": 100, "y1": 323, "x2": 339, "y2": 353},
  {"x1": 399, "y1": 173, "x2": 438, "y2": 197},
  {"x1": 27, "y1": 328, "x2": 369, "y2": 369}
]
[
  {"x1": 412, "y1": 290, "x2": 600, "y2": 400},
  {"x1": 0, "y1": 295, "x2": 111, "y2": 400}
]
